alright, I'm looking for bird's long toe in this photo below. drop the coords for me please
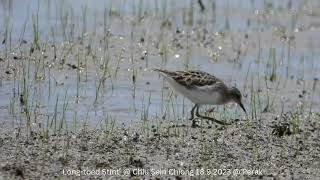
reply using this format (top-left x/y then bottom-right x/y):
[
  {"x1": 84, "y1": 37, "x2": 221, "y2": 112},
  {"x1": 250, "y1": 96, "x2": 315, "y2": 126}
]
[{"x1": 191, "y1": 120, "x2": 199, "y2": 128}]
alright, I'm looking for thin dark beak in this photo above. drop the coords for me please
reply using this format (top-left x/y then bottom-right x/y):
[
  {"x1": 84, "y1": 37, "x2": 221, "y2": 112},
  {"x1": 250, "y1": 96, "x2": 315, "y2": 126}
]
[{"x1": 239, "y1": 101, "x2": 247, "y2": 115}]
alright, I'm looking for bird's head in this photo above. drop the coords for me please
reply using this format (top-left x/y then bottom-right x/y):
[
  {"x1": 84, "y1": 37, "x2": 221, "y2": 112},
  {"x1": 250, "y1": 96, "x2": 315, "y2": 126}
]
[{"x1": 228, "y1": 87, "x2": 246, "y2": 114}]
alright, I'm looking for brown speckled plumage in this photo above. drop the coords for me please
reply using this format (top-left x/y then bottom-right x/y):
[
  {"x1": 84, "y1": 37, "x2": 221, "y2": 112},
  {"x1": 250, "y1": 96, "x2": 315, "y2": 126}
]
[{"x1": 153, "y1": 69, "x2": 223, "y2": 89}]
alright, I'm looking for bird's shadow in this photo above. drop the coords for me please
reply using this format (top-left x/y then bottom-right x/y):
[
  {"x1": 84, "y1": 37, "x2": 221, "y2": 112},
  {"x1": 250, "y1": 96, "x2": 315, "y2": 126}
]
[{"x1": 168, "y1": 117, "x2": 242, "y2": 129}]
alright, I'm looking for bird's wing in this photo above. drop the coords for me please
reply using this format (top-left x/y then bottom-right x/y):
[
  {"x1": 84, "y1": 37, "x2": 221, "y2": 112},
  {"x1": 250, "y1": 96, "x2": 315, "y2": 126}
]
[{"x1": 153, "y1": 69, "x2": 224, "y2": 89}]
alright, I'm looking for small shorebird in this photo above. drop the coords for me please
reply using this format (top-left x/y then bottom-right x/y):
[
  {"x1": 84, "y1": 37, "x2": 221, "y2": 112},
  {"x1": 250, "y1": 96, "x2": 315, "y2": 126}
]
[{"x1": 153, "y1": 69, "x2": 247, "y2": 125}]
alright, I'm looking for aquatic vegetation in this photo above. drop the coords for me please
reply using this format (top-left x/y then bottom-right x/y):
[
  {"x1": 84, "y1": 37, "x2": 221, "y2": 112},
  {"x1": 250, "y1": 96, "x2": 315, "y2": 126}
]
[{"x1": 0, "y1": 0, "x2": 319, "y2": 179}]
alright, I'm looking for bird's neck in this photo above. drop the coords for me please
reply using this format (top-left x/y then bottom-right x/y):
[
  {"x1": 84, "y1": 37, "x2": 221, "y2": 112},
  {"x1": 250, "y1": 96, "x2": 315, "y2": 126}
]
[{"x1": 224, "y1": 88, "x2": 235, "y2": 102}]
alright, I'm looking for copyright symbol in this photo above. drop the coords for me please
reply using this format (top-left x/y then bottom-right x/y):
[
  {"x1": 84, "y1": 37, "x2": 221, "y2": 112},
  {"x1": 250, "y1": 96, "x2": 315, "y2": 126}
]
[{"x1": 123, "y1": 169, "x2": 130, "y2": 176}]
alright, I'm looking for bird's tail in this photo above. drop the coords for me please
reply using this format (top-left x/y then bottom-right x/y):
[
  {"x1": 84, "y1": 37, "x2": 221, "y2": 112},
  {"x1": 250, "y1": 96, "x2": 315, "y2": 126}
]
[
  {"x1": 151, "y1": 68, "x2": 166, "y2": 73},
  {"x1": 152, "y1": 68, "x2": 176, "y2": 77}
]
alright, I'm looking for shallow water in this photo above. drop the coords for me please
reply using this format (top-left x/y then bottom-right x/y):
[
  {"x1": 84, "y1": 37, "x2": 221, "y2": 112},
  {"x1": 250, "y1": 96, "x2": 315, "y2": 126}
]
[{"x1": 0, "y1": 0, "x2": 320, "y2": 128}]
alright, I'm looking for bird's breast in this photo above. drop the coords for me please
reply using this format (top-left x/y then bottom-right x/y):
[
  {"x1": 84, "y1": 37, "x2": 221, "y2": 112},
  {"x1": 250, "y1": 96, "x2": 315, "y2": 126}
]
[{"x1": 165, "y1": 78, "x2": 224, "y2": 105}]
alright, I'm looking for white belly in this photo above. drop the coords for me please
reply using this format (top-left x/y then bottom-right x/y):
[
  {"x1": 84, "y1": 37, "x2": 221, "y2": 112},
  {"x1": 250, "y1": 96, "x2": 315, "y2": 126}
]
[{"x1": 166, "y1": 78, "x2": 223, "y2": 105}]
